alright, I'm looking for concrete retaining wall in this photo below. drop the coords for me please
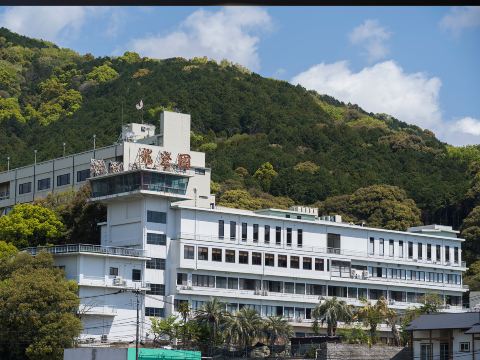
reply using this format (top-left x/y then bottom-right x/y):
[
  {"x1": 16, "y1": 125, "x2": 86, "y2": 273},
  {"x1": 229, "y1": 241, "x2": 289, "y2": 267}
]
[{"x1": 317, "y1": 343, "x2": 410, "y2": 360}]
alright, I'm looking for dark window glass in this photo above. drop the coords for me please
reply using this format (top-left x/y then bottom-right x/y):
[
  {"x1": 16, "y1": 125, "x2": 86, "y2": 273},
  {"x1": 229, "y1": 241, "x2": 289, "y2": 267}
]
[
  {"x1": 278, "y1": 255, "x2": 287, "y2": 267},
  {"x1": 19, "y1": 182, "x2": 31, "y2": 194},
  {"x1": 389, "y1": 239, "x2": 394, "y2": 257},
  {"x1": 194, "y1": 168, "x2": 205, "y2": 175},
  {"x1": 37, "y1": 178, "x2": 50, "y2": 191},
  {"x1": 147, "y1": 233, "x2": 166, "y2": 245},
  {"x1": 315, "y1": 258, "x2": 324, "y2": 271},
  {"x1": 226, "y1": 250, "x2": 235, "y2": 263},
  {"x1": 253, "y1": 224, "x2": 259, "y2": 242},
  {"x1": 297, "y1": 229, "x2": 303, "y2": 247},
  {"x1": 427, "y1": 244, "x2": 432, "y2": 260},
  {"x1": 436, "y1": 245, "x2": 441, "y2": 261},
  {"x1": 264, "y1": 225, "x2": 270, "y2": 243},
  {"x1": 265, "y1": 253, "x2": 274, "y2": 266},
  {"x1": 146, "y1": 258, "x2": 166, "y2": 270},
  {"x1": 132, "y1": 269, "x2": 142, "y2": 281},
  {"x1": 276, "y1": 227, "x2": 281, "y2": 245},
  {"x1": 239, "y1": 251, "x2": 249, "y2": 264},
  {"x1": 303, "y1": 257, "x2": 312, "y2": 270},
  {"x1": 177, "y1": 273, "x2": 187, "y2": 285},
  {"x1": 198, "y1": 247, "x2": 208, "y2": 261},
  {"x1": 147, "y1": 211, "x2": 166, "y2": 224},
  {"x1": 252, "y1": 252, "x2": 262, "y2": 265},
  {"x1": 454, "y1": 247, "x2": 459, "y2": 263},
  {"x1": 445, "y1": 246, "x2": 450, "y2": 262},
  {"x1": 147, "y1": 284, "x2": 165, "y2": 295},
  {"x1": 184, "y1": 245, "x2": 194, "y2": 259},
  {"x1": 242, "y1": 222, "x2": 247, "y2": 241},
  {"x1": 327, "y1": 233, "x2": 341, "y2": 252},
  {"x1": 218, "y1": 220, "x2": 224, "y2": 239},
  {"x1": 290, "y1": 256, "x2": 299, "y2": 269},
  {"x1": 399, "y1": 241, "x2": 404, "y2": 258},
  {"x1": 369, "y1": 237, "x2": 374, "y2": 255},
  {"x1": 212, "y1": 248, "x2": 222, "y2": 262},
  {"x1": 192, "y1": 275, "x2": 215, "y2": 287},
  {"x1": 76, "y1": 169, "x2": 90, "y2": 182},
  {"x1": 418, "y1": 243, "x2": 423, "y2": 259},
  {"x1": 145, "y1": 307, "x2": 164, "y2": 317},
  {"x1": 408, "y1": 242, "x2": 413, "y2": 258},
  {"x1": 109, "y1": 267, "x2": 118, "y2": 276},
  {"x1": 286, "y1": 228, "x2": 292, "y2": 246},
  {"x1": 230, "y1": 221, "x2": 236, "y2": 240},
  {"x1": 57, "y1": 173, "x2": 70, "y2": 187}
]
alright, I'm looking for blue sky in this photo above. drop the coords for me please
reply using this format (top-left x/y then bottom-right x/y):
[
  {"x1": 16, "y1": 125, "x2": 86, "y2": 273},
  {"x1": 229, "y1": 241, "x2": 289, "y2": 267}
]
[{"x1": 0, "y1": 6, "x2": 479, "y2": 145}]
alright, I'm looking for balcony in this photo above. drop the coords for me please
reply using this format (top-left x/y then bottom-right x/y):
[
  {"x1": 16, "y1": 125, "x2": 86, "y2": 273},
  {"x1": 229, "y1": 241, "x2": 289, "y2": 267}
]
[
  {"x1": 24, "y1": 244, "x2": 146, "y2": 258},
  {"x1": 0, "y1": 190, "x2": 9, "y2": 201},
  {"x1": 79, "y1": 275, "x2": 150, "y2": 290},
  {"x1": 79, "y1": 304, "x2": 117, "y2": 316}
]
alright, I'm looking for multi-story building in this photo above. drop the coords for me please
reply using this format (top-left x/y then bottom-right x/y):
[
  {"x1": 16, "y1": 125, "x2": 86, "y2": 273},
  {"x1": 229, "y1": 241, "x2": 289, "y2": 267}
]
[{"x1": 9, "y1": 111, "x2": 467, "y2": 343}]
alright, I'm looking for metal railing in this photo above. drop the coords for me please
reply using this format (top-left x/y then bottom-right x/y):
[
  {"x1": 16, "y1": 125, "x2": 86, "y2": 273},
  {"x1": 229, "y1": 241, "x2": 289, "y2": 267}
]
[
  {"x1": 24, "y1": 244, "x2": 145, "y2": 258},
  {"x1": 0, "y1": 191, "x2": 9, "y2": 201},
  {"x1": 178, "y1": 233, "x2": 467, "y2": 268}
]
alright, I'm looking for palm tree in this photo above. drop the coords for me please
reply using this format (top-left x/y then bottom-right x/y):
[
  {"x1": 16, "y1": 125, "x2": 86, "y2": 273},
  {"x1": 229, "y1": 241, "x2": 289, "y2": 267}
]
[
  {"x1": 224, "y1": 307, "x2": 263, "y2": 349},
  {"x1": 194, "y1": 298, "x2": 227, "y2": 349},
  {"x1": 385, "y1": 308, "x2": 400, "y2": 346},
  {"x1": 263, "y1": 315, "x2": 293, "y2": 352},
  {"x1": 312, "y1": 297, "x2": 353, "y2": 336},
  {"x1": 357, "y1": 296, "x2": 388, "y2": 344},
  {"x1": 178, "y1": 302, "x2": 191, "y2": 348}
]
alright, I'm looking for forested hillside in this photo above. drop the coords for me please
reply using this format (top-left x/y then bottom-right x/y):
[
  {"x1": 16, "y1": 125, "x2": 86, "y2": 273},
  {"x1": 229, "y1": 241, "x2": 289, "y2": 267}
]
[{"x1": 0, "y1": 27, "x2": 477, "y2": 231}]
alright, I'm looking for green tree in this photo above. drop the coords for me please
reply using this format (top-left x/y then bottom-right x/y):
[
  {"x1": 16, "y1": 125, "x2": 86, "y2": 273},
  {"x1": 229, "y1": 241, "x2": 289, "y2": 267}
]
[
  {"x1": 253, "y1": 162, "x2": 278, "y2": 192},
  {"x1": 194, "y1": 298, "x2": 227, "y2": 350},
  {"x1": 356, "y1": 297, "x2": 388, "y2": 344},
  {"x1": 150, "y1": 315, "x2": 178, "y2": 345},
  {"x1": 0, "y1": 97, "x2": 25, "y2": 123},
  {"x1": 0, "y1": 203, "x2": 65, "y2": 248},
  {"x1": 385, "y1": 308, "x2": 401, "y2": 346},
  {"x1": 312, "y1": 297, "x2": 353, "y2": 336},
  {"x1": 224, "y1": 308, "x2": 263, "y2": 349},
  {"x1": 263, "y1": 315, "x2": 293, "y2": 349},
  {"x1": 0, "y1": 241, "x2": 18, "y2": 260},
  {"x1": 337, "y1": 326, "x2": 369, "y2": 344},
  {"x1": 461, "y1": 206, "x2": 480, "y2": 264},
  {"x1": 464, "y1": 260, "x2": 480, "y2": 291},
  {"x1": 0, "y1": 252, "x2": 82, "y2": 360},
  {"x1": 86, "y1": 64, "x2": 119, "y2": 83},
  {"x1": 293, "y1": 161, "x2": 320, "y2": 174}
]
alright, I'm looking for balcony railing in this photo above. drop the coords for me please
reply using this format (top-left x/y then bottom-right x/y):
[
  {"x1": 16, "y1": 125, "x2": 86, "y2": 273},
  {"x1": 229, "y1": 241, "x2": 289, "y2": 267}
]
[
  {"x1": 24, "y1": 244, "x2": 146, "y2": 258},
  {"x1": 178, "y1": 233, "x2": 467, "y2": 268},
  {"x1": 0, "y1": 191, "x2": 9, "y2": 201},
  {"x1": 80, "y1": 275, "x2": 150, "y2": 290}
]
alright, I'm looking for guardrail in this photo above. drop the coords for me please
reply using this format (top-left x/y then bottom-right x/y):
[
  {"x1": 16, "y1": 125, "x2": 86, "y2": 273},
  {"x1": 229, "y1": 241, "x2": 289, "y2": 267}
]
[
  {"x1": 178, "y1": 233, "x2": 467, "y2": 268},
  {"x1": 0, "y1": 191, "x2": 9, "y2": 201},
  {"x1": 24, "y1": 244, "x2": 146, "y2": 258}
]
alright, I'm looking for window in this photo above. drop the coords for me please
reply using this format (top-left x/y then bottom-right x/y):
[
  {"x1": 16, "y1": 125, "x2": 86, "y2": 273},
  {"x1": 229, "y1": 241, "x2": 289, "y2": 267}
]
[
  {"x1": 420, "y1": 344, "x2": 432, "y2": 360},
  {"x1": 184, "y1": 245, "x2": 194, "y2": 259},
  {"x1": 109, "y1": 267, "x2": 118, "y2": 276},
  {"x1": 230, "y1": 221, "x2": 236, "y2": 240},
  {"x1": 147, "y1": 284, "x2": 165, "y2": 295},
  {"x1": 427, "y1": 244, "x2": 432, "y2": 260},
  {"x1": 37, "y1": 178, "x2": 50, "y2": 191},
  {"x1": 242, "y1": 222, "x2": 247, "y2": 241},
  {"x1": 253, "y1": 224, "x2": 259, "y2": 242},
  {"x1": 369, "y1": 237, "x2": 374, "y2": 255},
  {"x1": 147, "y1": 210, "x2": 166, "y2": 224},
  {"x1": 408, "y1": 241, "x2": 413, "y2": 258},
  {"x1": 57, "y1": 173, "x2": 70, "y2": 187},
  {"x1": 460, "y1": 342, "x2": 470, "y2": 352},
  {"x1": 290, "y1": 256, "x2": 299, "y2": 269},
  {"x1": 297, "y1": 229, "x2": 303, "y2": 247},
  {"x1": 379, "y1": 238, "x2": 384, "y2": 256},
  {"x1": 228, "y1": 278, "x2": 238, "y2": 289},
  {"x1": 315, "y1": 258, "x2": 324, "y2": 271},
  {"x1": 389, "y1": 240, "x2": 394, "y2": 257},
  {"x1": 286, "y1": 214, "x2": 290, "y2": 218},
  {"x1": 264, "y1": 225, "x2": 270, "y2": 243},
  {"x1": 192, "y1": 274, "x2": 215, "y2": 287},
  {"x1": 303, "y1": 257, "x2": 312, "y2": 270},
  {"x1": 218, "y1": 220, "x2": 224, "y2": 239},
  {"x1": 265, "y1": 254, "x2": 274, "y2": 266},
  {"x1": 418, "y1": 243, "x2": 423, "y2": 259},
  {"x1": 445, "y1": 246, "x2": 450, "y2": 262},
  {"x1": 327, "y1": 233, "x2": 341, "y2": 252},
  {"x1": 239, "y1": 251, "x2": 248, "y2": 264},
  {"x1": 76, "y1": 169, "x2": 90, "y2": 182},
  {"x1": 177, "y1": 273, "x2": 187, "y2": 285},
  {"x1": 286, "y1": 228, "x2": 292, "y2": 246},
  {"x1": 278, "y1": 255, "x2": 287, "y2": 267},
  {"x1": 436, "y1": 245, "x2": 441, "y2": 262},
  {"x1": 147, "y1": 233, "x2": 166, "y2": 245},
  {"x1": 216, "y1": 277, "x2": 227, "y2": 288},
  {"x1": 212, "y1": 248, "x2": 222, "y2": 262},
  {"x1": 284, "y1": 282, "x2": 294, "y2": 293},
  {"x1": 194, "y1": 168, "x2": 205, "y2": 175},
  {"x1": 198, "y1": 247, "x2": 209, "y2": 261},
  {"x1": 145, "y1": 307, "x2": 165, "y2": 317},
  {"x1": 226, "y1": 250, "x2": 235, "y2": 263},
  {"x1": 295, "y1": 283, "x2": 305, "y2": 294},
  {"x1": 19, "y1": 182, "x2": 31, "y2": 194},
  {"x1": 252, "y1": 252, "x2": 262, "y2": 265},
  {"x1": 454, "y1": 247, "x2": 459, "y2": 264},
  {"x1": 276, "y1": 227, "x2": 281, "y2": 245},
  {"x1": 440, "y1": 343, "x2": 449, "y2": 360},
  {"x1": 146, "y1": 258, "x2": 166, "y2": 270},
  {"x1": 399, "y1": 241, "x2": 404, "y2": 258},
  {"x1": 132, "y1": 269, "x2": 142, "y2": 281}
]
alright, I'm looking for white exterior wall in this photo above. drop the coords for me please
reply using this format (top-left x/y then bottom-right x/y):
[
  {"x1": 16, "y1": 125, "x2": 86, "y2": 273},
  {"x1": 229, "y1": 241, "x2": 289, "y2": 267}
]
[{"x1": 413, "y1": 329, "x2": 480, "y2": 360}]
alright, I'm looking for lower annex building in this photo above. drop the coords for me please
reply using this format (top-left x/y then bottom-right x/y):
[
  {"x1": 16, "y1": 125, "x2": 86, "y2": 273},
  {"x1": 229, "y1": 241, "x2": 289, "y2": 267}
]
[{"x1": 1, "y1": 111, "x2": 467, "y2": 343}]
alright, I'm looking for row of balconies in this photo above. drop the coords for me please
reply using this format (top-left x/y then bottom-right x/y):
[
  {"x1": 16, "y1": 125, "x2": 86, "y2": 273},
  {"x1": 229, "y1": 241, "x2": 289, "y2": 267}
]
[
  {"x1": 79, "y1": 275, "x2": 150, "y2": 290},
  {"x1": 178, "y1": 233, "x2": 466, "y2": 268},
  {"x1": 24, "y1": 243, "x2": 146, "y2": 258}
]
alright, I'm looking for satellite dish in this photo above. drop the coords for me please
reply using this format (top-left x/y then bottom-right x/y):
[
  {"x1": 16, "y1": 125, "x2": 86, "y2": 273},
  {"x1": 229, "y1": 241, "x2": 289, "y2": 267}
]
[{"x1": 136, "y1": 100, "x2": 143, "y2": 110}]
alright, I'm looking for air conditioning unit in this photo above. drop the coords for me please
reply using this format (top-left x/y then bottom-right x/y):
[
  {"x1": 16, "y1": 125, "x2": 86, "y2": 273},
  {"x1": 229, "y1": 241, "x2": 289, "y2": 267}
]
[
  {"x1": 101, "y1": 334, "x2": 108, "y2": 343},
  {"x1": 113, "y1": 277, "x2": 124, "y2": 286}
]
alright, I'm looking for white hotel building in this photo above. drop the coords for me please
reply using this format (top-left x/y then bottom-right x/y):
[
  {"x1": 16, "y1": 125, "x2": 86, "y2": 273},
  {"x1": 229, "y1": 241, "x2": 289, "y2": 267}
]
[{"x1": 0, "y1": 111, "x2": 468, "y2": 343}]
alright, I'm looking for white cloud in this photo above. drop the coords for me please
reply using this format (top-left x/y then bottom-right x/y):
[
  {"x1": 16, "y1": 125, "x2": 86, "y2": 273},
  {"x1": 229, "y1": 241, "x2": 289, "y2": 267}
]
[
  {"x1": 440, "y1": 6, "x2": 480, "y2": 35},
  {"x1": 292, "y1": 60, "x2": 442, "y2": 129},
  {"x1": 349, "y1": 19, "x2": 391, "y2": 62},
  {"x1": 129, "y1": 7, "x2": 272, "y2": 71}
]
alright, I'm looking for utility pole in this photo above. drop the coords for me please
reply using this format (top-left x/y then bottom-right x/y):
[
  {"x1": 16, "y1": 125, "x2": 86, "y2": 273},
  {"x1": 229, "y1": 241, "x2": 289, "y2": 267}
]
[{"x1": 135, "y1": 289, "x2": 140, "y2": 360}]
